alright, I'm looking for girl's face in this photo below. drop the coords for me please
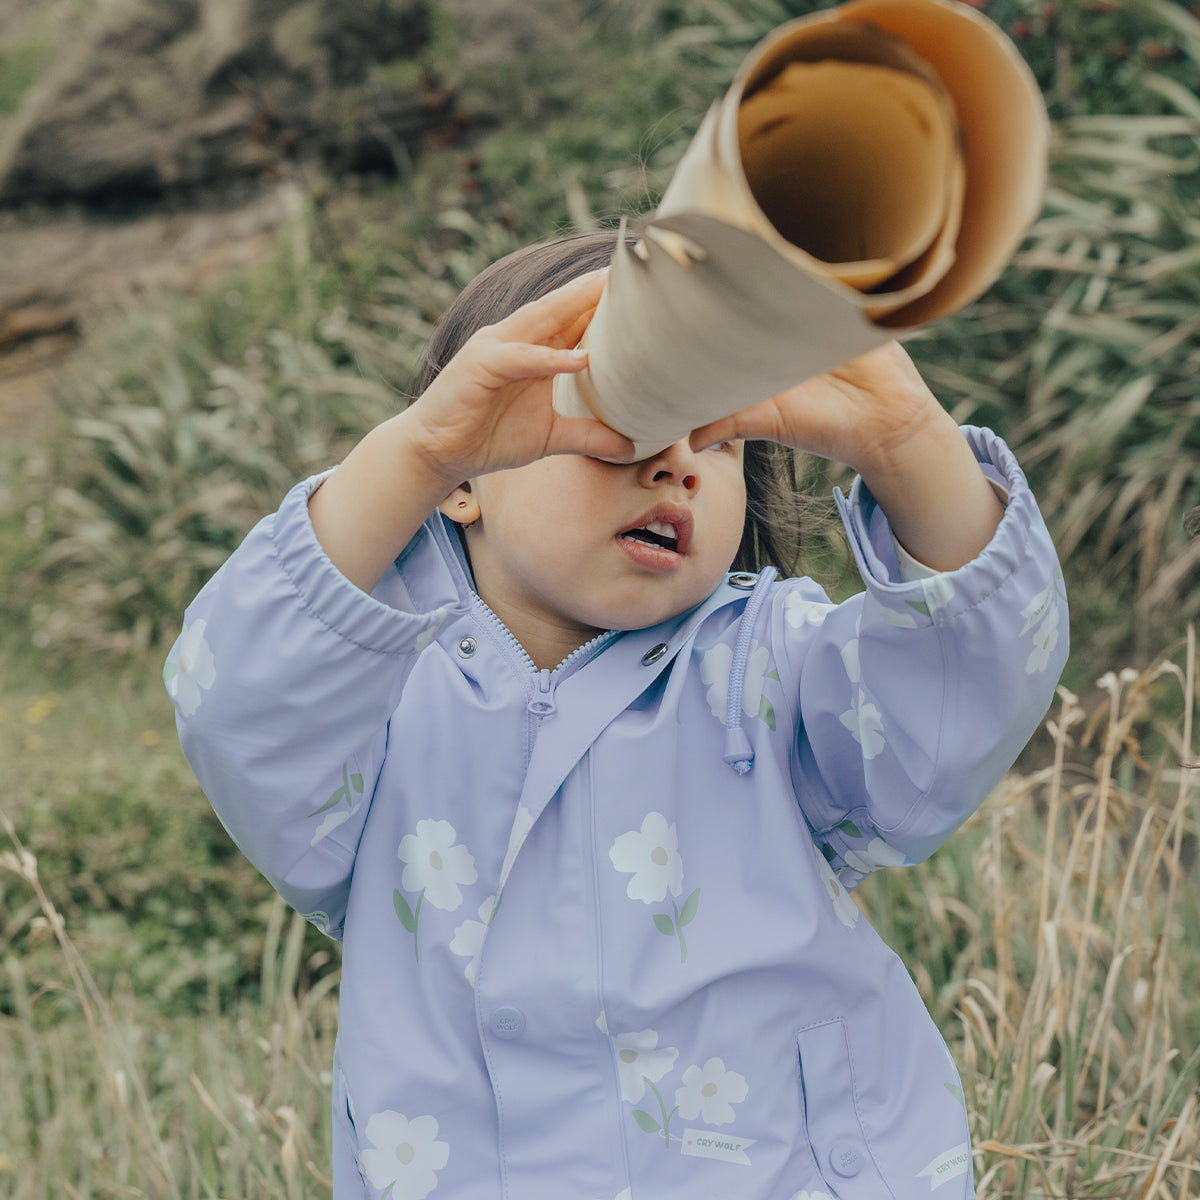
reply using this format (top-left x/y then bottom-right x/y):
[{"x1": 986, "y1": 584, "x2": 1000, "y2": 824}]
[{"x1": 442, "y1": 435, "x2": 747, "y2": 667}]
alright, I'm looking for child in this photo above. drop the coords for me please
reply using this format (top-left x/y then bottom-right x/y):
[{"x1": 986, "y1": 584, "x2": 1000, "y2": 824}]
[{"x1": 167, "y1": 229, "x2": 1067, "y2": 1200}]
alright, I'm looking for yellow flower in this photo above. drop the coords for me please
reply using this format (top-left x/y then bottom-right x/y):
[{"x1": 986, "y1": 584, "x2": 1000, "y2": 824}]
[{"x1": 23, "y1": 693, "x2": 60, "y2": 725}]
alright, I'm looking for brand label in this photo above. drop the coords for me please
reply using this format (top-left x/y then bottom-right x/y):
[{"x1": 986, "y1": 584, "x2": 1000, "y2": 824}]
[
  {"x1": 679, "y1": 1128, "x2": 756, "y2": 1166},
  {"x1": 916, "y1": 1142, "x2": 971, "y2": 1191}
]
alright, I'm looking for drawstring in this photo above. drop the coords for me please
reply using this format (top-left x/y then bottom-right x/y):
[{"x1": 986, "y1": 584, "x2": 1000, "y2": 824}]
[{"x1": 723, "y1": 566, "x2": 777, "y2": 775}]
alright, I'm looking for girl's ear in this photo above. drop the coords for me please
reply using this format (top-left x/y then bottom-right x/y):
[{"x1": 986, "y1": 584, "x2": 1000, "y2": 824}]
[{"x1": 437, "y1": 482, "x2": 481, "y2": 527}]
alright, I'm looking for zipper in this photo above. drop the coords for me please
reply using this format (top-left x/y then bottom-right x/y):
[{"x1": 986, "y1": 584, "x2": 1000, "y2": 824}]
[{"x1": 469, "y1": 594, "x2": 619, "y2": 717}]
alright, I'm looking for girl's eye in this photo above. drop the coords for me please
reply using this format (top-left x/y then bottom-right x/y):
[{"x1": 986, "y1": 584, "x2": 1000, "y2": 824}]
[{"x1": 704, "y1": 439, "x2": 737, "y2": 454}]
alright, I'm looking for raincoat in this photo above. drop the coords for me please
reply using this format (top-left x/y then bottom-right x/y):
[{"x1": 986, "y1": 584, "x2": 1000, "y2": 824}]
[{"x1": 167, "y1": 425, "x2": 1067, "y2": 1200}]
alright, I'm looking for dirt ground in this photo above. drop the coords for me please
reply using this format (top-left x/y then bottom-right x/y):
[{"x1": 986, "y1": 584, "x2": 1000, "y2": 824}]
[{"x1": 0, "y1": 183, "x2": 297, "y2": 442}]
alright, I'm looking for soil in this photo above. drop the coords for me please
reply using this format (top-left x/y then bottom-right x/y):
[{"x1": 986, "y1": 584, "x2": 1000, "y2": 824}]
[{"x1": 0, "y1": 183, "x2": 297, "y2": 442}]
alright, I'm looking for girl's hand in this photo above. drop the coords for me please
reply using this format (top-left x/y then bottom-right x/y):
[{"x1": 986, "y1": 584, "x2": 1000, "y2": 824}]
[
  {"x1": 405, "y1": 268, "x2": 636, "y2": 487},
  {"x1": 688, "y1": 341, "x2": 946, "y2": 477},
  {"x1": 309, "y1": 268, "x2": 634, "y2": 593},
  {"x1": 691, "y1": 342, "x2": 1005, "y2": 572}
]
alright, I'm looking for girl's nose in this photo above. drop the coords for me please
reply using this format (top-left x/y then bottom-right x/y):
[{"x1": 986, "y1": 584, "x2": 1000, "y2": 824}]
[{"x1": 637, "y1": 439, "x2": 699, "y2": 492}]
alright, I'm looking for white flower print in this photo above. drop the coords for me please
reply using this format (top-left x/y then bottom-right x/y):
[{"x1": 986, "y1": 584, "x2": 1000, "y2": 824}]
[
  {"x1": 842, "y1": 837, "x2": 908, "y2": 874},
  {"x1": 415, "y1": 607, "x2": 448, "y2": 654},
  {"x1": 311, "y1": 808, "x2": 354, "y2": 845},
  {"x1": 164, "y1": 619, "x2": 216, "y2": 717},
  {"x1": 613, "y1": 1191, "x2": 632, "y2": 1200},
  {"x1": 1019, "y1": 580, "x2": 1056, "y2": 635},
  {"x1": 398, "y1": 819, "x2": 477, "y2": 912},
  {"x1": 359, "y1": 1110, "x2": 449, "y2": 1199},
  {"x1": 839, "y1": 690, "x2": 886, "y2": 759},
  {"x1": 609, "y1": 812, "x2": 684, "y2": 904},
  {"x1": 309, "y1": 761, "x2": 367, "y2": 845},
  {"x1": 699, "y1": 641, "x2": 772, "y2": 726},
  {"x1": 816, "y1": 852, "x2": 860, "y2": 929},
  {"x1": 1026, "y1": 611, "x2": 1059, "y2": 675},
  {"x1": 609, "y1": 1028, "x2": 679, "y2": 1105},
  {"x1": 449, "y1": 894, "x2": 498, "y2": 985},
  {"x1": 921, "y1": 573, "x2": 956, "y2": 614},
  {"x1": 498, "y1": 805, "x2": 534, "y2": 891},
  {"x1": 840, "y1": 637, "x2": 861, "y2": 684},
  {"x1": 674, "y1": 1057, "x2": 748, "y2": 1127},
  {"x1": 877, "y1": 603, "x2": 921, "y2": 629},
  {"x1": 783, "y1": 592, "x2": 833, "y2": 629}
]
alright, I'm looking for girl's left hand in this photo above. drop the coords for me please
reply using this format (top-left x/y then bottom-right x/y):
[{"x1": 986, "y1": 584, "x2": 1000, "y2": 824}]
[
  {"x1": 688, "y1": 341, "x2": 948, "y2": 477},
  {"x1": 690, "y1": 341, "x2": 1006, "y2": 572}
]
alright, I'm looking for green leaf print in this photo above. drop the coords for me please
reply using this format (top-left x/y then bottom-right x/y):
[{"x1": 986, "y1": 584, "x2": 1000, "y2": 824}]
[
  {"x1": 653, "y1": 913, "x2": 675, "y2": 937},
  {"x1": 759, "y1": 695, "x2": 777, "y2": 732},
  {"x1": 632, "y1": 1109, "x2": 661, "y2": 1133},
  {"x1": 309, "y1": 761, "x2": 364, "y2": 818},
  {"x1": 945, "y1": 1083, "x2": 966, "y2": 1108},
  {"x1": 678, "y1": 889, "x2": 700, "y2": 927},
  {"x1": 394, "y1": 888, "x2": 425, "y2": 960},
  {"x1": 820, "y1": 842, "x2": 837, "y2": 862},
  {"x1": 767, "y1": 669, "x2": 780, "y2": 682},
  {"x1": 835, "y1": 819, "x2": 863, "y2": 839},
  {"x1": 906, "y1": 598, "x2": 932, "y2": 618},
  {"x1": 393, "y1": 889, "x2": 417, "y2": 933},
  {"x1": 162, "y1": 662, "x2": 178, "y2": 683}
]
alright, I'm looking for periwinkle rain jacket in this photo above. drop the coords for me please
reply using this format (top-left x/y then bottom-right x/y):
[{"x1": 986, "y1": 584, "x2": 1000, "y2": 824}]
[{"x1": 167, "y1": 426, "x2": 1067, "y2": 1200}]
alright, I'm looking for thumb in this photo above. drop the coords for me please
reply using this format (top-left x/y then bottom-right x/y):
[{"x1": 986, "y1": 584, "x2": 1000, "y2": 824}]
[{"x1": 546, "y1": 417, "x2": 638, "y2": 463}]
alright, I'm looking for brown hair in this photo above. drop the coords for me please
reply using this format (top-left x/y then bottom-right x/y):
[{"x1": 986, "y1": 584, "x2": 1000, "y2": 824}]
[{"x1": 411, "y1": 229, "x2": 824, "y2": 578}]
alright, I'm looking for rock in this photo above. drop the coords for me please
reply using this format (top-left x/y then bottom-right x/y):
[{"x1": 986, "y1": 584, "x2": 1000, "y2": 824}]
[{"x1": 0, "y1": 0, "x2": 455, "y2": 207}]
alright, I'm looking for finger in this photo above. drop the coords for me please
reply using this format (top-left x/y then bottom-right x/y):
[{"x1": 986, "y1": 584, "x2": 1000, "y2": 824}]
[
  {"x1": 469, "y1": 341, "x2": 590, "y2": 386},
  {"x1": 545, "y1": 417, "x2": 637, "y2": 463},
  {"x1": 689, "y1": 399, "x2": 784, "y2": 450},
  {"x1": 496, "y1": 268, "x2": 610, "y2": 342}
]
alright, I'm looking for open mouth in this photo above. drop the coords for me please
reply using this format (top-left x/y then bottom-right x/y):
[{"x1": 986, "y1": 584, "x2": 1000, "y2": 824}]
[{"x1": 619, "y1": 520, "x2": 680, "y2": 553}]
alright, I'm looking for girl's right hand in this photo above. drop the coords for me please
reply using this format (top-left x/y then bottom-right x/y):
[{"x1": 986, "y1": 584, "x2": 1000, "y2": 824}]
[
  {"x1": 309, "y1": 267, "x2": 634, "y2": 593},
  {"x1": 404, "y1": 268, "x2": 636, "y2": 487}
]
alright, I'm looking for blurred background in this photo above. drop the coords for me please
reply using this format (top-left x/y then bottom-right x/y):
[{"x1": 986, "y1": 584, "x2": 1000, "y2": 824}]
[{"x1": 1, "y1": 0, "x2": 1198, "y2": 1195}]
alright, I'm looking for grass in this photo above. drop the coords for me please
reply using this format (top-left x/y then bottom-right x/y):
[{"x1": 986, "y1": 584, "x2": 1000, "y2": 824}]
[
  {"x1": 2, "y1": 0, "x2": 1199, "y2": 1192},
  {"x1": 2, "y1": 640, "x2": 1197, "y2": 1196}
]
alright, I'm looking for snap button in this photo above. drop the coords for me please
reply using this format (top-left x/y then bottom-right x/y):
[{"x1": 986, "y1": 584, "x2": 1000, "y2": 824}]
[
  {"x1": 457, "y1": 636, "x2": 478, "y2": 658},
  {"x1": 641, "y1": 642, "x2": 668, "y2": 665},
  {"x1": 489, "y1": 1006, "x2": 526, "y2": 1040},
  {"x1": 728, "y1": 572, "x2": 758, "y2": 590},
  {"x1": 829, "y1": 1139, "x2": 864, "y2": 1178}
]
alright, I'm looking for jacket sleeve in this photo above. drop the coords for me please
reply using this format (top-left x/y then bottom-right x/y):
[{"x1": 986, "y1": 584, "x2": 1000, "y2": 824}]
[
  {"x1": 164, "y1": 473, "x2": 464, "y2": 937},
  {"x1": 774, "y1": 426, "x2": 1067, "y2": 887}
]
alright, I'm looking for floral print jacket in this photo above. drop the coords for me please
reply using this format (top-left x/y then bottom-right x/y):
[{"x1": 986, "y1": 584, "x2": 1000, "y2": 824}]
[{"x1": 167, "y1": 426, "x2": 1067, "y2": 1200}]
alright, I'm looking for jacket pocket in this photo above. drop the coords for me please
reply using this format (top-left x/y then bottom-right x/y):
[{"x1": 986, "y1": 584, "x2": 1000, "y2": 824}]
[
  {"x1": 796, "y1": 1019, "x2": 895, "y2": 1199},
  {"x1": 332, "y1": 1060, "x2": 370, "y2": 1196}
]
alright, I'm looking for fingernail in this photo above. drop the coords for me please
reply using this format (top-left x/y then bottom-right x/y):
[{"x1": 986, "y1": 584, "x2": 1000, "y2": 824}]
[{"x1": 568, "y1": 348, "x2": 589, "y2": 360}]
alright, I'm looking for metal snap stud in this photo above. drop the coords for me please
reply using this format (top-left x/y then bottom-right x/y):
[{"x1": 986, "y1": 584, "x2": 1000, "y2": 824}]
[
  {"x1": 457, "y1": 636, "x2": 478, "y2": 657},
  {"x1": 641, "y1": 642, "x2": 668, "y2": 665},
  {"x1": 728, "y1": 572, "x2": 758, "y2": 590}
]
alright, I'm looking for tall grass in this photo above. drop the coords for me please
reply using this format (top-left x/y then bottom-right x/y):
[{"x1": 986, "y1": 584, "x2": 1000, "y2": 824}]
[{"x1": 3, "y1": 637, "x2": 1197, "y2": 1196}]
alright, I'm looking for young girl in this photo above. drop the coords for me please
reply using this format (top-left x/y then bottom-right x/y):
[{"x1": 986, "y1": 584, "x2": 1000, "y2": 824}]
[{"x1": 167, "y1": 229, "x2": 1067, "y2": 1200}]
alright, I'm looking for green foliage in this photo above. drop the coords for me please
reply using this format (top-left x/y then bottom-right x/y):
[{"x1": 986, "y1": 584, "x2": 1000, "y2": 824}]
[
  {"x1": 0, "y1": 39, "x2": 51, "y2": 114},
  {"x1": 24, "y1": 306, "x2": 398, "y2": 653}
]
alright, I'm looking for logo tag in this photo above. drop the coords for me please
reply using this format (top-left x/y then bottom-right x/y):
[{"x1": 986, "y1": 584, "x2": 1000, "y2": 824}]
[
  {"x1": 916, "y1": 1142, "x2": 971, "y2": 1191},
  {"x1": 680, "y1": 1128, "x2": 756, "y2": 1166}
]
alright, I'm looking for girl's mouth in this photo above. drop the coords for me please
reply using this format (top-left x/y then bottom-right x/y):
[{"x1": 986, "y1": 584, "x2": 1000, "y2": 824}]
[
  {"x1": 616, "y1": 508, "x2": 692, "y2": 571},
  {"x1": 619, "y1": 520, "x2": 679, "y2": 553}
]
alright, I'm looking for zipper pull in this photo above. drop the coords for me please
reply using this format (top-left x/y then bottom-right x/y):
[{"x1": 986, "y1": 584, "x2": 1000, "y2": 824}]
[{"x1": 528, "y1": 668, "x2": 556, "y2": 716}]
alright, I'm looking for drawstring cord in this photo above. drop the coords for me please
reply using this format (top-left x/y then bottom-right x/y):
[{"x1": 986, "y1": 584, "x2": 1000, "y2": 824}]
[{"x1": 723, "y1": 566, "x2": 777, "y2": 775}]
